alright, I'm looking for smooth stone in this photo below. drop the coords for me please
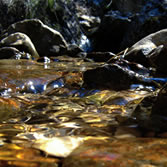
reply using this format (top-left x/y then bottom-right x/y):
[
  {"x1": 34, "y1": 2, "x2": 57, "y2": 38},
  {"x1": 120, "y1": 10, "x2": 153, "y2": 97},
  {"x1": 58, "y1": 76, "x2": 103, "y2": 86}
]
[
  {"x1": 125, "y1": 29, "x2": 167, "y2": 68},
  {"x1": 83, "y1": 64, "x2": 133, "y2": 90},
  {"x1": 2, "y1": 19, "x2": 68, "y2": 57},
  {"x1": 0, "y1": 32, "x2": 39, "y2": 59},
  {"x1": 83, "y1": 61, "x2": 152, "y2": 90}
]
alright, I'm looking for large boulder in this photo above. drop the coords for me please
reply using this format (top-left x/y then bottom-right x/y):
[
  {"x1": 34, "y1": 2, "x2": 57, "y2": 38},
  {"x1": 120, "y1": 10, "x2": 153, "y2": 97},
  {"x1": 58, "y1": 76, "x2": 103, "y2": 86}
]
[
  {"x1": 1, "y1": 19, "x2": 68, "y2": 57},
  {"x1": 0, "y1": 32, "x2": 39, "y2": 59},
  {"x1": 83, "y1": 61, "x2": 152, "y2": 90},
  {"x1": 124, "y1": 29, "x2": 167, "y2": 74}
]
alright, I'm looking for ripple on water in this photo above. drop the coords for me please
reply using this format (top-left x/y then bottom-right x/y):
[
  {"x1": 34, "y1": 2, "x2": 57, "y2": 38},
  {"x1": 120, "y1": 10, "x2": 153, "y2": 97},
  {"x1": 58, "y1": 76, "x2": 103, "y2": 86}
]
[{"x1": 0, "y1": 58, "x2": 164, "y2": 166}]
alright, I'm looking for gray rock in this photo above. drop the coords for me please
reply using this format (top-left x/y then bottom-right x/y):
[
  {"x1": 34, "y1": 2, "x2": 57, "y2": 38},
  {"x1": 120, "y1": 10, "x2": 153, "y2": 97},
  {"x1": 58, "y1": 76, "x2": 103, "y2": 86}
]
[
  {"x1": 127, "y1": 29, "x2": 167, "y2": 53},
  {"x1": 0, "y1": 32, "x2": 39, "y2": 59},
  {"x1": 125, "y1": 29, "x2": 167, "y2": 69},
  {"x1": 83, "y1": 63, "x2": 145, "y2": 90},
  {"x1": 2, "y1": 19, "x2": 68, "y2": 57}
]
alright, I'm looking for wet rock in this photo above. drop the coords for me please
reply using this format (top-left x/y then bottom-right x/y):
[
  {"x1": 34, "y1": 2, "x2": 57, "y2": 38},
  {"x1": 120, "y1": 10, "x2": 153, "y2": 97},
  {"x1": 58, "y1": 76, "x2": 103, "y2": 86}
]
[
  {"x1": 36, "y1": 56, "x2": 51, "y2": 63},
  {"x1": 83, "y1": 58, "x2": 154, "y2": 90},
  {"x1": 0, "y1": 97, "x2": 20, "y2": 122},
  {"x1": 0, "y1": 0, "x2": 82, "y2": 48},
  {"x1": 125, "y1": 29, "x2": 167, "y2": 69},
  {"x1": 0, "y1": 47, "x2": 22, "y2": 59},
  {"x1": 83, "y1": 63, "x2": 148, "y2": 90},
  {"x1": 0, "y1": 32, "x2": 39, "y2": 59},
  {"x1": 28, "y1": 0, "x2": 93, "y2": 51},
  {"x1": 1, "y1": 0, "x2": 167, "y2": 54},
  {"x1": 83, "y1": 64, "x2": 132, "y2": 90},
  {"x1": 148, "y1": 46, "x2": 167, "y2": 75},
  {"x1": 63, "y1": 138, "x2": 167, "y2": 167},
  {"x1": 90, "y1": 0, "x2": 167, "y2": 53},
  {"x1": 132, "y1": 84, "x2": 167, "y2": 132},
  {"x1": 2, "y1": 19, "x2": 68, "y2": 57}
]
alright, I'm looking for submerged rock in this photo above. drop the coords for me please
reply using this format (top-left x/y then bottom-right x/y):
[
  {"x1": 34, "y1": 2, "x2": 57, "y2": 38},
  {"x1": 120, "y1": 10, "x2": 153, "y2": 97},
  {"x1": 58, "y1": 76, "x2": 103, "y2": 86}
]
[
  {"x1": 152, "y1": 84, "x2": 167, "y2": 117},
  {"x1": 132, "y1": 93, "x2": 156, "y2": 128}
]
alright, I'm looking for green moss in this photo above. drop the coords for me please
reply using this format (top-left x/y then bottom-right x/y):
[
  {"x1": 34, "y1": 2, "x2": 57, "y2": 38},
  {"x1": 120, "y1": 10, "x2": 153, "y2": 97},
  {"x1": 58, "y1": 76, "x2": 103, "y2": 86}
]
[{"x1": 48, "y1": 0, "x2": 54, "y2": 10}]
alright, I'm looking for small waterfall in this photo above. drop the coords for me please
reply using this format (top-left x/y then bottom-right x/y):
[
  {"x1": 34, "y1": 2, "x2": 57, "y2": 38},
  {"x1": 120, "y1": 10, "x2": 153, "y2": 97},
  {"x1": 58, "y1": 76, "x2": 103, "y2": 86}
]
[{"x1": 79, "y1": 34, "x2": 92, "y2": 52}]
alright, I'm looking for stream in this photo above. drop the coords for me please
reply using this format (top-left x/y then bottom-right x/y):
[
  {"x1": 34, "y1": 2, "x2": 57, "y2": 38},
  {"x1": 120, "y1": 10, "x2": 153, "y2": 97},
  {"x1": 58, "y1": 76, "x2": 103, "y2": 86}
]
[
  {"x1": 1, "y1": 0, "x2": 167, "y2": 166},
  {"x1": 0, "y1": 57, "x2": 165, "y2": 167}
]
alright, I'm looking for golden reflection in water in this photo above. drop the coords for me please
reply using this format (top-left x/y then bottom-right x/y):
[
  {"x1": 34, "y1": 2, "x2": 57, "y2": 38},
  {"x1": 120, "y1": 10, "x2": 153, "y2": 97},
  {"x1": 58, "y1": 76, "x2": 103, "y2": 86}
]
[
  {"x1": 0, "y1": 143, "x2": 59, "y2": 167},
  {"x1": 0, "y1": 59, "x2": 154, "y2": 166}
]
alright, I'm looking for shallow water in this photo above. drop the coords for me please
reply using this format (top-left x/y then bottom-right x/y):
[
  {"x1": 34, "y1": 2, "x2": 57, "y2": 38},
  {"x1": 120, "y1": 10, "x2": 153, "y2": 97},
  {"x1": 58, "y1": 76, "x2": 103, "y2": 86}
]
[{"x1": 0, "y1": 58, "x2": 163, "y2": 167}]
